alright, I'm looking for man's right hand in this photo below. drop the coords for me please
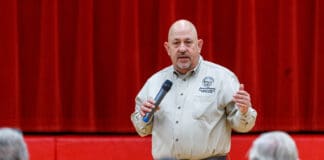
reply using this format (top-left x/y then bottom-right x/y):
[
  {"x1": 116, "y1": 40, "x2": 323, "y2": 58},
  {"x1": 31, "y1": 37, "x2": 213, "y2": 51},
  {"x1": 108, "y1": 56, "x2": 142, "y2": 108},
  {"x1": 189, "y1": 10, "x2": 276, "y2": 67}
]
[{"x1": 140, "y1": 99, "x2": 156, "y2": 117}]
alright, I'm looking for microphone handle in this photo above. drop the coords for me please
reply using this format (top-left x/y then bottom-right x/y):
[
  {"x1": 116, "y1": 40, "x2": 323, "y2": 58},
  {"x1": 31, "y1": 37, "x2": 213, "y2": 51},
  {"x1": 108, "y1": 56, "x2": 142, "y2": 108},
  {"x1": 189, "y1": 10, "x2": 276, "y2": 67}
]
[{"x1": 142, "y1": 89, "x2": 167, "y2": 123}]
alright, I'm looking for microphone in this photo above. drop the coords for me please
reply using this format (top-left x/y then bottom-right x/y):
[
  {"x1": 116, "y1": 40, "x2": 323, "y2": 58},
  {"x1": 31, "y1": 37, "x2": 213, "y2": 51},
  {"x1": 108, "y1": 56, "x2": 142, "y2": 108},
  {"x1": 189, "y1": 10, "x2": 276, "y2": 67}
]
[{"x1": 142, "y1": 79, "x2": 173, "y2": 123}]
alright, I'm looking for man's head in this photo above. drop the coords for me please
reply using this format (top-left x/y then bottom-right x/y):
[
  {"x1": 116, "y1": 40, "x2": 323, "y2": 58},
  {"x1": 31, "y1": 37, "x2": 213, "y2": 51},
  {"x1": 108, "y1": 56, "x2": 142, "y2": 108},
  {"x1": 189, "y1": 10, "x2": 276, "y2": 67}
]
[
  {"x1": 248, "y1": 131, "x2": 299, "y2": 160},
  {"x1": 0, "y1": 128, "x2": 29, "y2": 160},
  {"x1": 164, "y1": 19, "x2": 203, "y2": 74}
]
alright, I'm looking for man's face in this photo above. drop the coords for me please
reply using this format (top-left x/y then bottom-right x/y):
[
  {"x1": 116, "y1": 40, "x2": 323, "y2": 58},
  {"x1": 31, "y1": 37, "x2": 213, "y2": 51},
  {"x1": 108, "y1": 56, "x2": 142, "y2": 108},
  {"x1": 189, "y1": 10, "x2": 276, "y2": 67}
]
[{"x1": 164, "y1": 25, "x2": 203, "y2": 74}]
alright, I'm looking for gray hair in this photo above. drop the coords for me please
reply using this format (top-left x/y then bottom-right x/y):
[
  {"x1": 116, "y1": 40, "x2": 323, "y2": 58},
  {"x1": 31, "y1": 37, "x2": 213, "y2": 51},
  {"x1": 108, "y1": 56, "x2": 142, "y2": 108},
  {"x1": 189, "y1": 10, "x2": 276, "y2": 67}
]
[
  {"x1": 0, "y1": 128, "x2": 29, "y2": 160},
  {"x1": 248, "y1": 131, "x2": 299, "y2": 160}
]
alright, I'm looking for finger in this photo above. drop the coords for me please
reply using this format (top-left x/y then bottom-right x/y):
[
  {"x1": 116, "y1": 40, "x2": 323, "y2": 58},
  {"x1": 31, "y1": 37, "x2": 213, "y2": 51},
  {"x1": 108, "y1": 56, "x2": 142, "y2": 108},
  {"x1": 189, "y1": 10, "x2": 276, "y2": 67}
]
[
  {"x1": 147, "y1": 99, "x2": 155, "y2": 105},
  {"x1": 236, "y1": 102, "x2": 248, "y2": 108},
  {"x1": 239, "y1": 84, "x2": 244, "y2": 91},
  {"x1": 144, "y1": 101, "x2": 156, "y2": 109},
  {"x1": 233, "y1": 94, "x2": 250, "y2": 101},
  {"x1": 140, "y1": 104, "x2": 152, "y2": 116},
  {"x1": 233, "y1": 99, "x2": 249, "y2": 106},
  {"x1": 234, "y1": 92, "x2": 250, "y2": 101},
  {"x1": 233, "y1": 96, "x2": 251, "y2": 106},
  {"x1": 235, "y1": 90, "x2": 249, "y2": 96},
  {"x1": 140, "y1": 104, "x2": 152, "y2": 113}
]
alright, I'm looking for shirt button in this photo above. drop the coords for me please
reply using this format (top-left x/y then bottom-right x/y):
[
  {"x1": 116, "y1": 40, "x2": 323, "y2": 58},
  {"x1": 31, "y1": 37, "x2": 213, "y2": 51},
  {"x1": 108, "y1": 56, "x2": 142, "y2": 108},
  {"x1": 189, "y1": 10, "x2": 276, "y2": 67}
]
[
  {"x1": 180, "y1": 93, "x2": 183, "y2": 96},
  {"x1": 183, "y1": 78, "x2": 186, "y2": 81},
  {"x1": 176, "y1": 121, "x2": 179, "y2": 124},
  {"x1": 177, "y1": 106, "x2": 181, "y2": 109}
]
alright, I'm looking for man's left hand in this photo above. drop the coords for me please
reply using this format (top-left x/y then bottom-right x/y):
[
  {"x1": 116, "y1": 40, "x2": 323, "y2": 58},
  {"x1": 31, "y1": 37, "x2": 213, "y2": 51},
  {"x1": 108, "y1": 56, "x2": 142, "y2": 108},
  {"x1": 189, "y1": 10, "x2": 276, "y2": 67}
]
[{"x1": 233, "y1": 84, "x2": 251, "y2": 114}]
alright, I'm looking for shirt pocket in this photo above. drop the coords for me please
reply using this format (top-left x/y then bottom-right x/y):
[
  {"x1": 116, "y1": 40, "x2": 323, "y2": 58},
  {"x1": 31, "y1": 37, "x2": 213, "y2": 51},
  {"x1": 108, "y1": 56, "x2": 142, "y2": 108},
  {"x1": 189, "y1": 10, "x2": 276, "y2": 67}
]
[{"x1": 190, "y1": 93, "x2": 217, "y2": 123}]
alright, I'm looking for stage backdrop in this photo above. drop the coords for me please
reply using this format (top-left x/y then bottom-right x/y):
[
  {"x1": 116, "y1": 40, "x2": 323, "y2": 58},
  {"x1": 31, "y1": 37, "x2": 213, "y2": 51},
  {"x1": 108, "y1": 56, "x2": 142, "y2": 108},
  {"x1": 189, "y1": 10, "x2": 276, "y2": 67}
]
[{"x1": 0, "y1": 0, "x2": 323, "y2": 133}]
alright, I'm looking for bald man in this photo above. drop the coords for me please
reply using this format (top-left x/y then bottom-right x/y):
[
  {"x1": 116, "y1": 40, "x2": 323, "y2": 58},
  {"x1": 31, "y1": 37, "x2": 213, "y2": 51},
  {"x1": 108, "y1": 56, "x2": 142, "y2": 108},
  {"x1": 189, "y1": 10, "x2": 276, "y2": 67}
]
[{"x1": 131, "y1": 19, "x2": 257, "y2": 160}]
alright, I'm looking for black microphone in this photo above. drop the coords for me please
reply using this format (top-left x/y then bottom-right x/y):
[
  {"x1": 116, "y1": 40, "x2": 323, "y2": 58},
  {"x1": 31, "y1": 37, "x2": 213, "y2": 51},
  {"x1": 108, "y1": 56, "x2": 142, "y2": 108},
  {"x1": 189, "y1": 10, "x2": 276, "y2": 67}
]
[{"x1": 142, "y1": 79, "x2": 173, "y2": 123}]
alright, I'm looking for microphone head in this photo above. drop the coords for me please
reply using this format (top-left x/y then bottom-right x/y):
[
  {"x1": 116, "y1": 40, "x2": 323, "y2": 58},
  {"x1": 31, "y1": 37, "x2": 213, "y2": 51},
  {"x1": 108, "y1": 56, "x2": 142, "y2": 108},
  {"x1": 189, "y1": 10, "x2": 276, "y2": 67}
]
[{"x1": 162, "y1": 80, "x2": 173, "y2": 91}]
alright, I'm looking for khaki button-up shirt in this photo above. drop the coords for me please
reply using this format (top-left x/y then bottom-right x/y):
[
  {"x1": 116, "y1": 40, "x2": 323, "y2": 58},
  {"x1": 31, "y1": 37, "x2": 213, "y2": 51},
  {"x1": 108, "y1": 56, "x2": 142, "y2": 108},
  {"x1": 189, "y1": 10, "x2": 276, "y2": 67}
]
[{"x1": 131, "y1": 57, "x2": 257, "y2": 160}]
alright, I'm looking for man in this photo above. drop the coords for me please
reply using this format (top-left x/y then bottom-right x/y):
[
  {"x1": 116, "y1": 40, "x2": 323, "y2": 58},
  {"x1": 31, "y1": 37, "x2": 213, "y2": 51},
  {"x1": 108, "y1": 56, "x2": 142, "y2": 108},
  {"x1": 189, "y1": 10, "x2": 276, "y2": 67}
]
[
  {"x1": 0, "y1": 128, "x2": 29, "y2": 160},
  {"x1": 131, "y1": 19, "x2": 257, "y2": 160},
  {"x1": 248, "y1": 131, "x2": 299, "y2": 160}
]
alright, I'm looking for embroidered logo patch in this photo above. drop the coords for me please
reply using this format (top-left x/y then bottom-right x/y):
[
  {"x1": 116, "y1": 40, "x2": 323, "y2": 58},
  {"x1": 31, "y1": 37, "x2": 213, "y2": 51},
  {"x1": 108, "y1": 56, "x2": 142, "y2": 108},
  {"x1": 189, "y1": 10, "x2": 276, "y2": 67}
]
[{"x1": 199, "y1": 76, "x2": 216, "y2": 93}]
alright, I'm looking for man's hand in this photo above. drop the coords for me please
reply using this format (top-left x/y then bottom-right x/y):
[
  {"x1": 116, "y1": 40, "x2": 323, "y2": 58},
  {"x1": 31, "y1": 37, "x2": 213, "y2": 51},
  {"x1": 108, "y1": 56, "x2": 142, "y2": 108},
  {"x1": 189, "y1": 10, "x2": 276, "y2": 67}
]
[
  {"x1": 233, "y1": 84, "x2": 252, "y2": 114},
  {"x1": 140, "y1": 99, "x2": 159, "y2": 117}
]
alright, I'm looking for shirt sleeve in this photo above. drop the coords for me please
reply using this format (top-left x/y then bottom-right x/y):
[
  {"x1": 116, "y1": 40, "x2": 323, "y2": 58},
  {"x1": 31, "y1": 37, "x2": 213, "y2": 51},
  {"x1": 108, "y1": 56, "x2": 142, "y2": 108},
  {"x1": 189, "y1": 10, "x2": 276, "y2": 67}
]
[
  {"x1": 130, "y1": 84, "x2": 153, "y2": 137},
  {"x1": 226, "y1": 103, "x2": 257, "y2": 132},
  {"x1": 221, "y1": 74, "x2": 257, "y2": 133}
]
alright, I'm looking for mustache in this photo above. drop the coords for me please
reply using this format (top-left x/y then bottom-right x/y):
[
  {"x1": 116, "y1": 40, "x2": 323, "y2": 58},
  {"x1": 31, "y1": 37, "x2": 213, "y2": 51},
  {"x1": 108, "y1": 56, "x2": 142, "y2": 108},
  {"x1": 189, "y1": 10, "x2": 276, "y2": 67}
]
[{"x1": 177, "y1": 54, "x2": 190, "y2": 58}]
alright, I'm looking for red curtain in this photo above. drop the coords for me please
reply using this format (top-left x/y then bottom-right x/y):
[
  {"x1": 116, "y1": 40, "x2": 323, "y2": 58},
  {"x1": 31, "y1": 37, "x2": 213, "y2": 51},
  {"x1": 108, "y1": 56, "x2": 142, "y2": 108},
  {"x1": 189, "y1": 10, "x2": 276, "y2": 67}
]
[{"x1": 0, "y1": 0, "x2": 323, "y2": 133}]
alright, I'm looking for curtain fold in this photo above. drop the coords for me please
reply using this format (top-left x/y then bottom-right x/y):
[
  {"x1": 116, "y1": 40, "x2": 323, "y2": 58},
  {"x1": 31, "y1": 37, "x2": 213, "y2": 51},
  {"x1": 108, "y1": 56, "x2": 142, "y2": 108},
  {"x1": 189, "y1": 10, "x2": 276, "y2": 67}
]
[
  {"x1": 311, "y1": 0, "x2": 324, "y2": 130},
  {"x1": 0, "y1": 0, "x2": 20, "y2": 127},
  {"x1": 0, "y1": 0, "x2": 323, "y2": 132}
]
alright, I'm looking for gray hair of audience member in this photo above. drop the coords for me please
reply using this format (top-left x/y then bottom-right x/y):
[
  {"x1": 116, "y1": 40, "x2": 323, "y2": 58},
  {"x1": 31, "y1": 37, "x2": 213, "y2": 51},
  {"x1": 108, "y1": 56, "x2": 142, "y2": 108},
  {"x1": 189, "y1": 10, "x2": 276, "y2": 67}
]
[
  {"x1": 0, "y1": 128, "x2": 29, "y2": 160},
  {"x1": 248, "y1": 131, "x2": 299, "y2": 160}
]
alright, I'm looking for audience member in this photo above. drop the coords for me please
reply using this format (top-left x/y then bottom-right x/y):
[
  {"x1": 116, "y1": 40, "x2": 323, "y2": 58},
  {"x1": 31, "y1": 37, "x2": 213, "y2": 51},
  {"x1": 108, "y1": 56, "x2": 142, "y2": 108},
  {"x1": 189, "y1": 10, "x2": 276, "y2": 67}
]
[
  {"x1": 248, "y1": 131, "x2": 299, "y2": 160},
  {"x1": 0, "y1": 128, "x2": 29, "y2": 160}
]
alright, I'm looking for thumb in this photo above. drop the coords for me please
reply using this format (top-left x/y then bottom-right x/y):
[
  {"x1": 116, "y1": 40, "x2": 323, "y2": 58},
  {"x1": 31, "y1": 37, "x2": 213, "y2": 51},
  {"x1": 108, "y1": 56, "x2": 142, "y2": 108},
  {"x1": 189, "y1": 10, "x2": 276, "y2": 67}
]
[{"x1": 239, "y1": 84, "x2": 244, "y2": 90}]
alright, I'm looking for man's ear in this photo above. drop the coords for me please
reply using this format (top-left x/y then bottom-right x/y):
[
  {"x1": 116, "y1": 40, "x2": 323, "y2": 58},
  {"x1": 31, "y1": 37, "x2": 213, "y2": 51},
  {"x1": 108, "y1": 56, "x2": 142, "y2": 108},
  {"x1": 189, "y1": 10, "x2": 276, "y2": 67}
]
[
  {"x1": 198, "y1": 39, "x2": 203, "y2": 52},
  {"x1": 164, "y1": 42, "x2": 170, "y2": 56}
]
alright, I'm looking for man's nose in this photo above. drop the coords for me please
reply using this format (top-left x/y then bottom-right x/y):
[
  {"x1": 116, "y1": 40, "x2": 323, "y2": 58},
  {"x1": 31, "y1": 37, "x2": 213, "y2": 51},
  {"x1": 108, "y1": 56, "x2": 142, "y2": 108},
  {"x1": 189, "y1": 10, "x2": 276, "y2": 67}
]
[{"x1": 178, "y1": 43, "x2": 186, "y2": 52}]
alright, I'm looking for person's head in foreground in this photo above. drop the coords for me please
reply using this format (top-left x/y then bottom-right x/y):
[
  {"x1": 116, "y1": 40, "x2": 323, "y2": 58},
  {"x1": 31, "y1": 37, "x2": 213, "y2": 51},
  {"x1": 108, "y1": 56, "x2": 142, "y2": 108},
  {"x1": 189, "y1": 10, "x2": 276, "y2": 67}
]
[
  {"x1": 0, "y1": 128, "x2": 29, "y2": 160},
  {"x1": 249, "y1": 131, "x2": 299, "y2": 160}
]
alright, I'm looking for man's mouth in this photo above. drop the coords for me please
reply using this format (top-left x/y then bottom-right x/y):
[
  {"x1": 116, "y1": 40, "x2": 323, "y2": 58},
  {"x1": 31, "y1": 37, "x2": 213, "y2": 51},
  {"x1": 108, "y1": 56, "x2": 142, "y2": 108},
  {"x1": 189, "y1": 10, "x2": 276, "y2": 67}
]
[
  {"x1": 177, "y1": 57, "x2": 190, "y2": 63},
  {"x1": 178, "y1": 56, "x2": 189, "y2": 60}
]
